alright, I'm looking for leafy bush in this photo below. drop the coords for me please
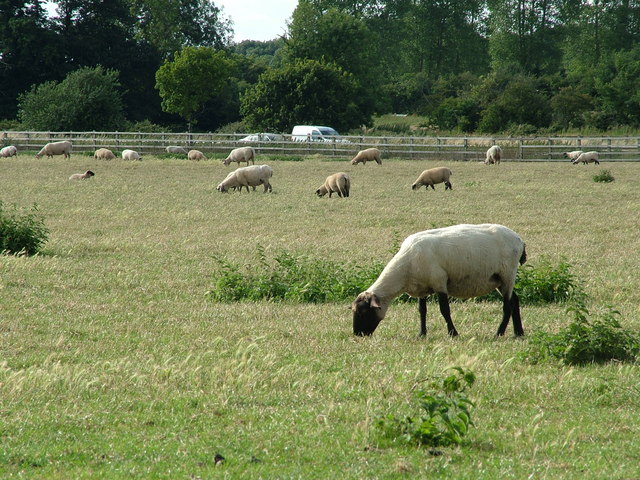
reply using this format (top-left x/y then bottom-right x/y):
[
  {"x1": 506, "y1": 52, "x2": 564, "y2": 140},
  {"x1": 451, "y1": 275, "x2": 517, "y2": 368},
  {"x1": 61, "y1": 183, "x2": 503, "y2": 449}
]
[
  {"x1": 0, "y1": 202, "x2": 49, "y2": 255},
  {"x1": 206, "y1": 245, "x2": 383, "y2": 303},
  {"x1": 479, "y1": 257, "x2": 584, "y2": 304},
  {"x1": 377, "y1": 367, "x2": 476, "y2": 448},
  {"x1": 593, "y1": 169, "x2": 615, "y2": 183},
  {"x1": 521, "y1": 302, "x2": 640, "y2": 365}
]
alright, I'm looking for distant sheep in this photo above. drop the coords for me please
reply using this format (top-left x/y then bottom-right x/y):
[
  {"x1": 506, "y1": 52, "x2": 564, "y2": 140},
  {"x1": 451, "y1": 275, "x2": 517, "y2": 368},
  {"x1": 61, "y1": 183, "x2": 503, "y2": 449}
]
[
  {"x1": 36, "y1": 141, "x2": 72, "y2": 159},
  {"x1": 563, "y1": 150, "x2": 583, "y2": 161},
  {"x1": 0, "y1": 145, "x2": 17, "y2": 157},
  {"x1": 351, "y1": 223, "x2": 527, "y2": 337},
  {"x1": 223, "y1": 146, "x2": 255, "y2": 166},
  {"x1": 573, "y1": 151, "x2": 600, "y2": 165},
  {"x1": 350, "y1": 148, "x2": 382, "y2": 166},
  {"x1": 216, "y1": 164, "x2": 273, "y2": 193},
  {"x1": 94, "y1": 148, "x2": 115, "y2": 160},
  {"x1": 188, "y1": 149, "x2": 206, "y2": 161},
  {"x1": 69, "y1": 170, "x2": 95, "y2": 181},
  {"x1": 316, "y1": 172, "x2": 350, "y2": 198},
  {"x1": 166, "y1": 146, "x2": 187, "y2": 155},
  {"x1": 122, "y1": 149, "x2": 141, "y2": 161},
  {"x1": 411, "y1": 167, "x2": 452, "y2": 191},
  {"x1": 485, "y1": 145, "x2": 502, "y2": 165}
]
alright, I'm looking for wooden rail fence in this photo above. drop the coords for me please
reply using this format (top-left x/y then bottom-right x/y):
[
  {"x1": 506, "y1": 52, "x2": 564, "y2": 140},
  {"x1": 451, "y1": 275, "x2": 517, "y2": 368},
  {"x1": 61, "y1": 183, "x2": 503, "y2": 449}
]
[{"x1": 3, "y1": 131, "x2": 640, "y2": 162}]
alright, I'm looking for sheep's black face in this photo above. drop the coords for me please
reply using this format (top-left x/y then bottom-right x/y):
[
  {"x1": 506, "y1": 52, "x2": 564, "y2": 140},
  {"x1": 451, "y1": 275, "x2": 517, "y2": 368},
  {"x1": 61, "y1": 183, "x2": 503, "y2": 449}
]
[{"x1": 352, "y1": 294, "x2": 382, "y2": 336}]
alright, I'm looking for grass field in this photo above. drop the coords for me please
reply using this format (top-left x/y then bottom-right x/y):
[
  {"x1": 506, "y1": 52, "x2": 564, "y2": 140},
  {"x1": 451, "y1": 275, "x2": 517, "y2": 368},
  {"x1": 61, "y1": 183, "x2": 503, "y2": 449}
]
[{"x1": 1, "y1": 153, "x2": 639, "y2": 479}]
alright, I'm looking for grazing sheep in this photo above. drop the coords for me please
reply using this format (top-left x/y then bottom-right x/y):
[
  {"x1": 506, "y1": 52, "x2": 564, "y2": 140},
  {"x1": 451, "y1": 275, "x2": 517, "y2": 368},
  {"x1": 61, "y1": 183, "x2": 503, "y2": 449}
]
[
  {"x1": 573, "y1": 151, "x2": 600, "y2": 165},
  {"x1": 94, "y1": 148, "x2": 115, "y2": 160},
  {"x1": 411, "y1": 167, "x2": 452, "y2": 191},
  {"x1": 122, "y1": 149, "x2": 141, "y2": 161},
  {"x1": 188, "y1": 149, "x2": 206, "y2": 161},
  {"x1": 35, "y1": 140, "x2": 72, "y2": 159},
  {"x1": 223, "y1": 146, "x2": 255, "y2": 166},
  {"x1": 166, "y1": 146, "x2": 187, "y2": 155},
  {"x1": 69, "y1": 170, "x2": 95, "y2": 181},
  {"x1": 351, "y1": 223, "x2": 527, "y2": 338},
  {"x1": 216, "y1": 164, "x2": 273, "y2": 193},
  {"x1": 316, "y1": 172, "x2": 350, "y2": 198},
  {"x1": 0, "y1": 145, "x2": 17, "y2": 157},
  {"x1": 484, "y1": 145, "x2": 502, "y2": 165},
  {"x1": 563, "y1": 150, "x2": 583, "y2": 162},
  {"x1": 350, "y1": 147, "x2": 382, "y2": 166}
]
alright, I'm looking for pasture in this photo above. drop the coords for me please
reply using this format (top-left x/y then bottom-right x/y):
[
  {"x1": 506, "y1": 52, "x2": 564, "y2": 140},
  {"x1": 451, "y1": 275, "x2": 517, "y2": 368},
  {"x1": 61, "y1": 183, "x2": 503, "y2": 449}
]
[{"x1": 1, "y1": 153, "x2": 639, "y2": 479}]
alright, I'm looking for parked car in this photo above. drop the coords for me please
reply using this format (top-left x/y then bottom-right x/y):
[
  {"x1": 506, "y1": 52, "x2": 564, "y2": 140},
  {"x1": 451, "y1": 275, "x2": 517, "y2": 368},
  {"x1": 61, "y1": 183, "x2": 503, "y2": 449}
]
[
  {"x1": 291, "y1": 125, "x2": 350, "y2": 143},
  {"x1": 239, "y1": 133, "x2": 283, "y2": 142}
]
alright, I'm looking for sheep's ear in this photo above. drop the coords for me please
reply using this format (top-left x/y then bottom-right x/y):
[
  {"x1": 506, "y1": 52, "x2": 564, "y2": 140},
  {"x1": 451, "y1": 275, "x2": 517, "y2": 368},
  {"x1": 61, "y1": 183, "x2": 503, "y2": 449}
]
[{"x1": 370, "y1": 294, "x2": 381, "y2": 309}]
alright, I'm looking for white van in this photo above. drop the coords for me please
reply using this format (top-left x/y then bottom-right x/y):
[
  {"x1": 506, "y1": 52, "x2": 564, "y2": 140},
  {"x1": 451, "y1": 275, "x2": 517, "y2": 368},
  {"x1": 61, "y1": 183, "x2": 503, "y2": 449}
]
[{"x1": 291, "y1": 125, "x2": 345, "y2": 142}]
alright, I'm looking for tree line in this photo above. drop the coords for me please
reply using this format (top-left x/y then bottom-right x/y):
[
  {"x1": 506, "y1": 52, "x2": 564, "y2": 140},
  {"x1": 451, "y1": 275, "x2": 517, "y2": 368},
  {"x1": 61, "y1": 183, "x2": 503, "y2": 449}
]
[{"x1": 1, "y1": 0, "x2": 639, "y2": 135}]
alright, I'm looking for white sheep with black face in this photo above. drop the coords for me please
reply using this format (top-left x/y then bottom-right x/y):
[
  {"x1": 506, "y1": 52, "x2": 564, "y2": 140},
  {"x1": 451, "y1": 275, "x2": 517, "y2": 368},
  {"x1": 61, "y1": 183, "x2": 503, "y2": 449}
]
[
  {"x1": 572, "y1": 151, "x2": 599, "y2": 165},
  {"x1": 351, "y1": 224, "x2": 527, "y2": 338},
  {"x1": 411, "y1": 167, "x2": 452, "y2": 191},
  {"x1": 563, "y1": 150, "x2": 583, "y2": 161}
]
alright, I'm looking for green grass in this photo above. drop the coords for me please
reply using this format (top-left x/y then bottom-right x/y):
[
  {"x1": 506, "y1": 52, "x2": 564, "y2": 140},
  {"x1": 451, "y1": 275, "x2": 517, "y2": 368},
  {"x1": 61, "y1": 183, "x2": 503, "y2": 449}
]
[{"x1": 1, "y1": 154, "x2": 639, "y2": 478}]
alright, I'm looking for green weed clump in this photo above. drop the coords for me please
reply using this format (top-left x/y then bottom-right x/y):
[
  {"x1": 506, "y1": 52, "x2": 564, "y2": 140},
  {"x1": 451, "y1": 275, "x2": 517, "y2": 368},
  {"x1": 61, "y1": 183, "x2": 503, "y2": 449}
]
[
  {"x1": 377, "y1": 367, "x2": 476, "y2": 448},
  {"x1": 522, "y1": 302, "x2": 640, "y2": 365},
  {"x1": 207, "y1": 245, "x2": 383, "y2": 303},
  {"x1": 0, "y1": 201, "x2": 49, "y2": 255},
  {"x1": 593, "y1": 169, "x2": 615, "y2": 183},
  {"x1": 480, "y1": 257, "x2": 584, "y2": 305}
]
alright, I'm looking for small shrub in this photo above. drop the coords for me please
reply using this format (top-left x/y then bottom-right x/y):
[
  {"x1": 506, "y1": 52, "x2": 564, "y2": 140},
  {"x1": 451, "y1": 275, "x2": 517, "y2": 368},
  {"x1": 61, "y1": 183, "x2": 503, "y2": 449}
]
[
  {"x1": 479, "y1": 257, "x2": 584, "y2": 304},
  {"x1": 521, "y1": 301, "x2": 640, "y2": 365},
  {"x1": 593, "y1": 169, "x2": 614, "y2": 183},
  {"x1": 377, "y1": 367, "x2": 476, "y2": 448},
  {"x1": 206, "y1": 245, "x2": 383, "y2": 303},
  {"x1": 0, "y1": 201, "x2": 49, "y2": 255}
]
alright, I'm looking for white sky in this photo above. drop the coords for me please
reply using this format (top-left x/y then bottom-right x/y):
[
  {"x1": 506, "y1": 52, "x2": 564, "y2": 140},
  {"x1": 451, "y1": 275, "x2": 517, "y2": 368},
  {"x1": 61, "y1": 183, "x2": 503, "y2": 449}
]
[{"x1": 217, "y1": 0, "x2": 298, "y2": 43}]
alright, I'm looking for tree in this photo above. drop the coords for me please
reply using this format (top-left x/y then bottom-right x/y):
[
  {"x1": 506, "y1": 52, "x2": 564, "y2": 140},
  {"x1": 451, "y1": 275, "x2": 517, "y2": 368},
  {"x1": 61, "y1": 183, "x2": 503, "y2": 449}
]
[
  {"x1": 0, "y1": 0, "x2": 62, "y2": 119},
  {"x1": 155, "y1": 46, "x2": 234, "y2": 130},
  {"x1": 240, "y1": 59, "x2": 370, "y2": 133},
  {"x1": 130, "y1": 0, "x2": 232, "y2": 58},
  {"x1": 18, "y1": 66, "x2": 125, "y2": 130}
]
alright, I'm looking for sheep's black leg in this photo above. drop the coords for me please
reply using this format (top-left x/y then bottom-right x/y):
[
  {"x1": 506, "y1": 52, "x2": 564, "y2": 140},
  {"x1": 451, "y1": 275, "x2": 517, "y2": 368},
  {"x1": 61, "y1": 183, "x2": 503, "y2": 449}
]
[
  {"x1": 418, "y1": 297, "x2": 427, "y2": 337},
  {"x1": 437, "y1": 293, "x2": 458, "y2": 336},
  {"x1": 497, "y1": 294, "x2": 514, "y2": 336},
  {"x1": 510, "y1": 292, "x2": 524, "y2": 336}
]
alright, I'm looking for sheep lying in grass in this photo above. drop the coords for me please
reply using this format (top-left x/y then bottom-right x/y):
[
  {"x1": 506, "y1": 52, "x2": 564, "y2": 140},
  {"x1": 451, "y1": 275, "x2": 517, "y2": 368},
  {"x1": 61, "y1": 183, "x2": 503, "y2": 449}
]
[
  {"x1": 166, "y1": 146, "x2": 187, "y2": 155},
  {"x1": 350, "y1": 148, "x2": 382, "y2": 166},
  {"x1": 188, "y1": 149, "x2": 206, "y2": 161},
  {"x1": 69, "y1": 170, "x2": 95, "y2": 180},
  {"x1": 223, "y1": 146, "x2": 255, "y2": 166},
  {"x1": 563, "y1": 150, "x2": 583, "y2": 162},
  {"x1": 316, "y1": 172, "x2": 350, "y2": 198},
  {"x1": 122, "y1": 149, "x2": 141, "y2": 161},
  {"x1": 573, "y1": 151, "x2": 600, "y2": 165},
  {"x1": 411, "y1": 167, "x2": 452, "y2": 191},
  {"x1": 216, "y1": 164, "x2": 273, "y2": 193},
  {"x1": 0, "y1": 145, "x2": 17, "y2": 157},
  {"x1": 351, "y1": 223, "x2": 527, "y2": 337},
  {"x1": 94, "y1": 148, "x2": 115, "y2": 160},
  {"x1": 484, "y1": 145, "x2": 502, "y2": 165},
  {"x1": 36, "y1": 141, "x2": 72, "y2": 159}
]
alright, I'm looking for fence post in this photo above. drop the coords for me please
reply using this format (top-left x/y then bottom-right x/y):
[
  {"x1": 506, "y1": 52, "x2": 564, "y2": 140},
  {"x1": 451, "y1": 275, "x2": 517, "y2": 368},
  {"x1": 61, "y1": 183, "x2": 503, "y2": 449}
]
[{"x1": 518, "y1": 138, "x2": 523, "y2": 161}]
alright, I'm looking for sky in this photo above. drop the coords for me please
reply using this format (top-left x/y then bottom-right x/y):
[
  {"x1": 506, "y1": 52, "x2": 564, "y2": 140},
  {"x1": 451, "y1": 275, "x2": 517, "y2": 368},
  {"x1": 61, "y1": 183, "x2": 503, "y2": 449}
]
[{"x1": 217, "y1": 0, "x2": 299, "y2": 43}]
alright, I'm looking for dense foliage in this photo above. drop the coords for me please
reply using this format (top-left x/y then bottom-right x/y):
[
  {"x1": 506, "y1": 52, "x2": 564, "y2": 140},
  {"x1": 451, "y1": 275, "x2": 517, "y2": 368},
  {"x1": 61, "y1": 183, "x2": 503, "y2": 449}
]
[
  {"x1": 522, "y1": 302, "x2": 640, "y2": 365},
  {"x1": 0, "y1": 201, "x2": 48, "y2": 255},
  {"x1": 2, "y1": 0, "x2": 640, "y2": 133}
]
